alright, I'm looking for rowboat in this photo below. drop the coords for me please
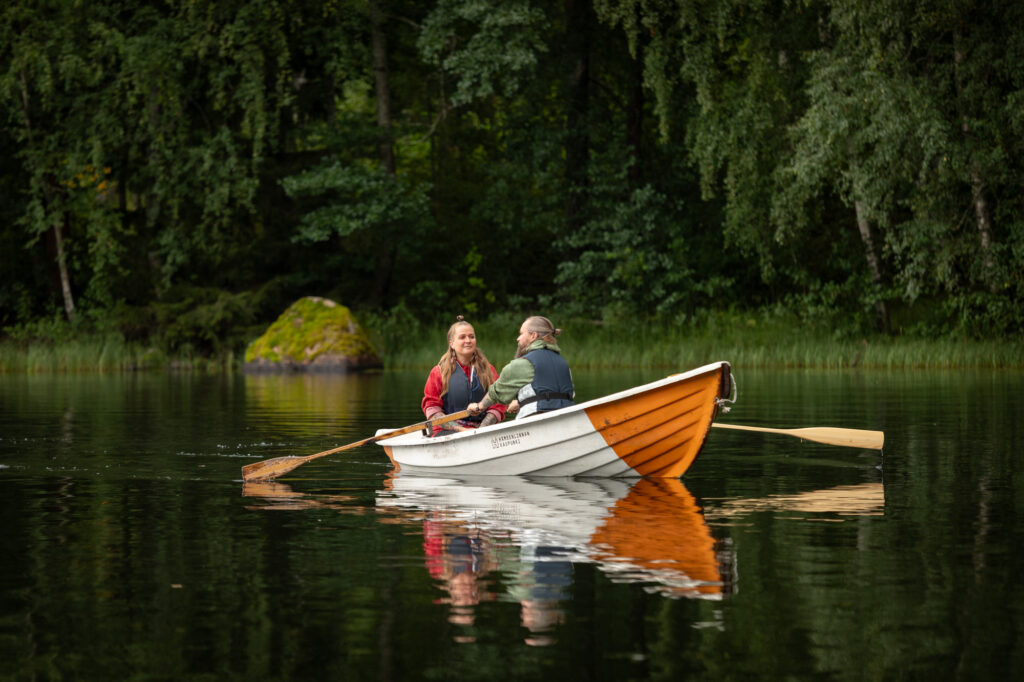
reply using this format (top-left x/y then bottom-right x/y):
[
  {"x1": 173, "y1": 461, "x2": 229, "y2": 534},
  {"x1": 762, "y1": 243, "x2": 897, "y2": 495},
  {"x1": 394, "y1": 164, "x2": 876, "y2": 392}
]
[{"x1": 376, "y1": 361, "x2": 733, "y2": 477}]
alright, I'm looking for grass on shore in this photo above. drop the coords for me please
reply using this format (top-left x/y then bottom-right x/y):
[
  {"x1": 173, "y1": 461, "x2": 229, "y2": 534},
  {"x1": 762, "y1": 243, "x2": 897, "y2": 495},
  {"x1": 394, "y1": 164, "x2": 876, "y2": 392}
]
[
  {"x1": 2, "y1": 311, "x2": 1021, "y2": 372},
  {"x1": 0, "y1": 336, "x2": 235, "y2": 372},
  {"x1": 369, "y1": 312, "x2": 1023, "y2": 371}
]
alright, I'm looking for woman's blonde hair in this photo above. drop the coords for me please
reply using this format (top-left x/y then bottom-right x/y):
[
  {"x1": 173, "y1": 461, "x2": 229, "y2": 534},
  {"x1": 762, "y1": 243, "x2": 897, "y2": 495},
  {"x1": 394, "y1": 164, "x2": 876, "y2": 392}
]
[{"x1": 438, "y1": 316, "x2": 494, "y2": 396}]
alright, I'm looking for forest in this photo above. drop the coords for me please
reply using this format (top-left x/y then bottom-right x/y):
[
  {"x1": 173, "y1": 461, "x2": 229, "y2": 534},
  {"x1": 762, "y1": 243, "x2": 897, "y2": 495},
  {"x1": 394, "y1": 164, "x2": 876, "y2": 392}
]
[{"x1": 2, "y1": 0, "x2": 1022, "y2": 363}]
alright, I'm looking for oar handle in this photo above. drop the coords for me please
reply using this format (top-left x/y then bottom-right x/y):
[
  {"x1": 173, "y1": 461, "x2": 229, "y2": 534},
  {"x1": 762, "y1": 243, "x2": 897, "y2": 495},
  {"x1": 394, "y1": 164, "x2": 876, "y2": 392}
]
[{"x1": 312, "y1": 409, "x2": 473, "y2": 458}]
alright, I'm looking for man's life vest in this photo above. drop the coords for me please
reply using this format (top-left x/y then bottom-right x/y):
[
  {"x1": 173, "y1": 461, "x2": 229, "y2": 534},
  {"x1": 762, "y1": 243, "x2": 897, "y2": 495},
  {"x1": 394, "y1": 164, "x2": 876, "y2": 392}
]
[{"x1": 516, "y1": 349, "x2": 574, "y2": 418}]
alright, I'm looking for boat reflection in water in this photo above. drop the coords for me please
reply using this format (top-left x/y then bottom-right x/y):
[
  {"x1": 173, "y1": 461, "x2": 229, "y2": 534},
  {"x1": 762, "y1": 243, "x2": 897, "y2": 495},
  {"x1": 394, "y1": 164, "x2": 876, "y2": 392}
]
[
  {"x1": 376, "y1": 473, "x2": 729, "y2": 645},
  {"x1": 241, "y1": 476, "x2": 884, "y2": 646}
]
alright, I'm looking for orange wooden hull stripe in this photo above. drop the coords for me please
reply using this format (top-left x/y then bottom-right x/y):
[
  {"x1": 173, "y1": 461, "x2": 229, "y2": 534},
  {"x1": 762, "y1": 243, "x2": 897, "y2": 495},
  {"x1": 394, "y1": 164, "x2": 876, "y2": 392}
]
[{"x1": 584, "y1": 369, "x2": 723, "y2": 477}]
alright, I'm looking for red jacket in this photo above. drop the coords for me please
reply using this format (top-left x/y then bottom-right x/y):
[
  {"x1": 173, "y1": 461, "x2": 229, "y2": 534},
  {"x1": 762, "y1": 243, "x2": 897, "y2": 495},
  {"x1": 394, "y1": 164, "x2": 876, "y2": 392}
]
[{"x1": 422, "y1": 362, "x2": 506, "y2": 433}]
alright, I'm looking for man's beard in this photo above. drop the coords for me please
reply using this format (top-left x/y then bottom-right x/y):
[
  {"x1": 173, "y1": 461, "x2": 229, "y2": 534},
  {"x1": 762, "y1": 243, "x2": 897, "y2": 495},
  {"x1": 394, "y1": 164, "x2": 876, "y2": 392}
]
[{"x1": 514, "y1": 341, "x2": 529, "y2": 359}]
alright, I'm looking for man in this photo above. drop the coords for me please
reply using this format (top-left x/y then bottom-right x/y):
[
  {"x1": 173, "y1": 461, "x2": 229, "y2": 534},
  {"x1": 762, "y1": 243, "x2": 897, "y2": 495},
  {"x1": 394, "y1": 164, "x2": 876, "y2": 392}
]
[{"x1": 466, "y1": 316, "x2": 574, "y2": 420}]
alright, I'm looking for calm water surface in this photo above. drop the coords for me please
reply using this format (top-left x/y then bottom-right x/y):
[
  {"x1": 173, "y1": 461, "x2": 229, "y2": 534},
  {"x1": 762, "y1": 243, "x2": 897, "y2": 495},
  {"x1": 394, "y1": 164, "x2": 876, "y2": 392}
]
[{"x1": 1, "y1": 367, "x2": 1021, "y2": 680}]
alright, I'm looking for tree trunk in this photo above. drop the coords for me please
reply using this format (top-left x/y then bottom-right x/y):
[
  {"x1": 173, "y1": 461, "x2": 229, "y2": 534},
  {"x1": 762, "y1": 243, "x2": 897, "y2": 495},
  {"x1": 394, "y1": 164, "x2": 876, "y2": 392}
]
[
  {"x1": 625, "y1": 6, "x2": 649, "y2": 191},
  {"x1": 853, "y1": 199, "x2": 887, "y2": 331},
  {"x1": 371, "y1": 1, "x2": 396, "y2": 176},
  {"x1": 20, "y1": 70, "x2": 76, "y2": 322},
  {"x1": 968, "y1": 163, "x2": 995, "y2": 288},
  {"x1": 953, "y1": 29, "x2": 996, "y2": 291},
  {"x1": 626, "y1": 43, "x2": 644, "y2": 189},
  {"x1": 563, "y1": 0, "x2": 590, "y2": 231},
  {"x1": 54, "y1": 215, "x2": 76, "y2": 322},
  {"x1": 369, "y1": 1, "x2": 396, "y2": 305}
]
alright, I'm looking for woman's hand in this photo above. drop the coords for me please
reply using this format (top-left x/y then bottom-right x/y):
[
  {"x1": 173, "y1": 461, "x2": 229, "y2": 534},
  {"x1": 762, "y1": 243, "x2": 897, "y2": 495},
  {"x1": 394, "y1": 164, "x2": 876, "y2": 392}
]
[{"x1": 439, "y1": 420, "x2": 468, "y2": 433}]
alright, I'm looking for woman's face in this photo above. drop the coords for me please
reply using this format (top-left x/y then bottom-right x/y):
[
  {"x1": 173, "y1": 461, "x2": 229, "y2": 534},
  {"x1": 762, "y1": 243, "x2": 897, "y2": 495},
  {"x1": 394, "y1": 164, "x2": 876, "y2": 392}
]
[{"x1": 449, "y1": 324, "x2": 477, "y2": 363}]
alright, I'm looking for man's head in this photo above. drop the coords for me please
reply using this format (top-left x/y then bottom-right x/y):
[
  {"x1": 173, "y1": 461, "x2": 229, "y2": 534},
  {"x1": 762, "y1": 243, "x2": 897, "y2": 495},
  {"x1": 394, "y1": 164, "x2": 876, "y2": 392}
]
[{"x1": 515, "y1": 316, "x2": 559, "y2": 357}]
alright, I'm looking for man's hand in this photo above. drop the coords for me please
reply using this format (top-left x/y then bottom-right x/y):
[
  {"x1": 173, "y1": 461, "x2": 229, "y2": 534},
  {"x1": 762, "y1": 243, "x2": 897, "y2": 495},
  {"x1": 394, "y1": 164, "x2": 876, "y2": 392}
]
[
  {"x1": 507, "y1": 399, "x2": 520, "y2": 414},
  {"x1": 468, "y1": 395, "x2": 495, "y2": 416}
]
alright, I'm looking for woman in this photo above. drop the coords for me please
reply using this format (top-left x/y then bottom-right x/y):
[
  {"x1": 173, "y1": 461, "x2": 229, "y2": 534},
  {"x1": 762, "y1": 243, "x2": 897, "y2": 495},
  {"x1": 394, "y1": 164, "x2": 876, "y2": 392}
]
[{"x1": 422, "y1": 316, "x2": 505, "y2": 435}]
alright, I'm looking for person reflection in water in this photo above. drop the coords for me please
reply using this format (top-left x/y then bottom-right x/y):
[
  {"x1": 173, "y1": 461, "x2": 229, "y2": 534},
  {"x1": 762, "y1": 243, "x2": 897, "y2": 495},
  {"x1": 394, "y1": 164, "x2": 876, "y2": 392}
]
[
  {"x1": 422, "y1": 513, "x2": 496, "y2": 643},
  {"x1": 421, "y1": 513, "x2": 571, "y2": 645},
  {"x1": 508, "y1": 545, "x2": 572, "y2": 646}
]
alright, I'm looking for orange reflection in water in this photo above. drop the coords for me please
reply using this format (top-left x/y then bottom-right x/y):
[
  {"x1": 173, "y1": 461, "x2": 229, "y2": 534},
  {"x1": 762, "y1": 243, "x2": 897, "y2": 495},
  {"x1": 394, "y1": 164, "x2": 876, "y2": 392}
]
[{"x1": 590, "y1": 478, "x2": 723, "y2": 598}]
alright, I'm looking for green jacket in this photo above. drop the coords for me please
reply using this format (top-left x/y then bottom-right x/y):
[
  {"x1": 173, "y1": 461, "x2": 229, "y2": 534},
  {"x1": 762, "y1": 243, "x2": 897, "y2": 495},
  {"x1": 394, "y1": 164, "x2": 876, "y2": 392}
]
[{"x1": 486, "y1": 339, "x2": 564, "y2": 404}]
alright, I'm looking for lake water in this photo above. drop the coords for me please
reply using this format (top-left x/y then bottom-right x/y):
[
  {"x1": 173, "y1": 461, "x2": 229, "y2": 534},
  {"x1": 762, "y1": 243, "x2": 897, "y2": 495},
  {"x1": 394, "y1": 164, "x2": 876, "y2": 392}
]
[{"x1": 1, "y1": 366, "x2": 1021, "y2": 680}]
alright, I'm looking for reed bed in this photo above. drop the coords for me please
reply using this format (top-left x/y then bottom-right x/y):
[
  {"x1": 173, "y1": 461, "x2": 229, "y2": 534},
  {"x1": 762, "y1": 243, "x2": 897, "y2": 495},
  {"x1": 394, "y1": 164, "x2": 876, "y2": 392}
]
[
  {"x1": 3, "y1": 312, "x2": 1021, "y2": 372},
  {"x1": 369, "y1": 313, "x2": 1023, "y2": 371},
  {"x1": 0, "y1": 337, "x2": 234, "y2": 373},
  {"x1": 2, "y1": 338, "x2": 133, "y2": 372}
]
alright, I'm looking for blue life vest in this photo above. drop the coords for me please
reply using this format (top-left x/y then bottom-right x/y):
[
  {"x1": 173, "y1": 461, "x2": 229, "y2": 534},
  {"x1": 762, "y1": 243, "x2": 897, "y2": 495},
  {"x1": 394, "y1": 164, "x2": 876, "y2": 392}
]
[
  {"x1": 517, "y1": 349, "x2": 574, "y2": 417},
  {"x1": 443, "y1": 364, "x2": 486, "y2": 423}
]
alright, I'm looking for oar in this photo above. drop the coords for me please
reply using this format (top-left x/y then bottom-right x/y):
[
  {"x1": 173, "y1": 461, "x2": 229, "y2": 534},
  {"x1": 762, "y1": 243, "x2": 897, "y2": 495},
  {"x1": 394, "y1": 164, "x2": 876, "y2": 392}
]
[
  {"x1": 712, "y1": 422, "x2": 884, "y2": 450},
  {"x1": 241, "y1": 409, "x2": 471, "y2": 482}
]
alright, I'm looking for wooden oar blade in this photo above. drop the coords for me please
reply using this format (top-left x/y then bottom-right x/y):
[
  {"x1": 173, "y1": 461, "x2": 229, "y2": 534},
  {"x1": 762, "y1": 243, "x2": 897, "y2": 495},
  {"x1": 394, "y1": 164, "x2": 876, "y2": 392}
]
[
  {"x1": 241, "y1": 456, "x2": 308, "y2": 482},
  {"x1": 792, "y1": 427, "x2": 884, "y2": 450},
  {"x1": 712, "y1": 422, "x2": 884, "y2": 450}
]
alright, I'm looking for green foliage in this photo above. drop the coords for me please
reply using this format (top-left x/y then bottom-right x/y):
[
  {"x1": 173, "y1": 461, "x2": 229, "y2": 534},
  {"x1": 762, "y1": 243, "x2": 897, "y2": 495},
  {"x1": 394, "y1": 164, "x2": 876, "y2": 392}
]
[
  {"x1": 284, "y1": 161, "x2": 433, "y2": 242},
  {"x1": 553, "y1": 184, "x2": 693, "y2": 316},
  {"x1": 107, "y1": 281, "x2": 289, "y2": 356},
  {"x1": 154, "y1": 287, "x2": 264, "y2": 357},
  {"x1": 1, "y1": 0, "x2": 1022, "y2": 361},
  {"x1": 418, "y1": 0, "x2": 548, "y2": 106}
]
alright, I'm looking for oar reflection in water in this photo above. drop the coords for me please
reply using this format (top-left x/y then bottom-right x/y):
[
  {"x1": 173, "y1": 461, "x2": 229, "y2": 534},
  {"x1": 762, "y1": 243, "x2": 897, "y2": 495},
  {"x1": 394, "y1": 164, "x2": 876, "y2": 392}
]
[
  {"x1": 240, "y1": 480, "x2": 356, "y2": 510},
  {"x1": 702, "y1": 482, "x2": 886, "y2": 522}
]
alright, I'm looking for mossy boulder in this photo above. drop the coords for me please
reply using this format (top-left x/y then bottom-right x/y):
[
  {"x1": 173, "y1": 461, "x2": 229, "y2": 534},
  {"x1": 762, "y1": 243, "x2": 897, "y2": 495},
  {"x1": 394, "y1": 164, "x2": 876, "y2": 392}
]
[{"x1": 243, "y1": 297, "x2": 381, "y2": 372}]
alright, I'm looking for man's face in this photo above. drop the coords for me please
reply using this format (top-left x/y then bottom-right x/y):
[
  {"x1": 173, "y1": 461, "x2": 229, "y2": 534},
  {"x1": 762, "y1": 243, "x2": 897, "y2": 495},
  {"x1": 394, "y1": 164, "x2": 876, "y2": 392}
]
[{"x1": 515, "y1": 324, "x2": 537, "y2": 358}]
